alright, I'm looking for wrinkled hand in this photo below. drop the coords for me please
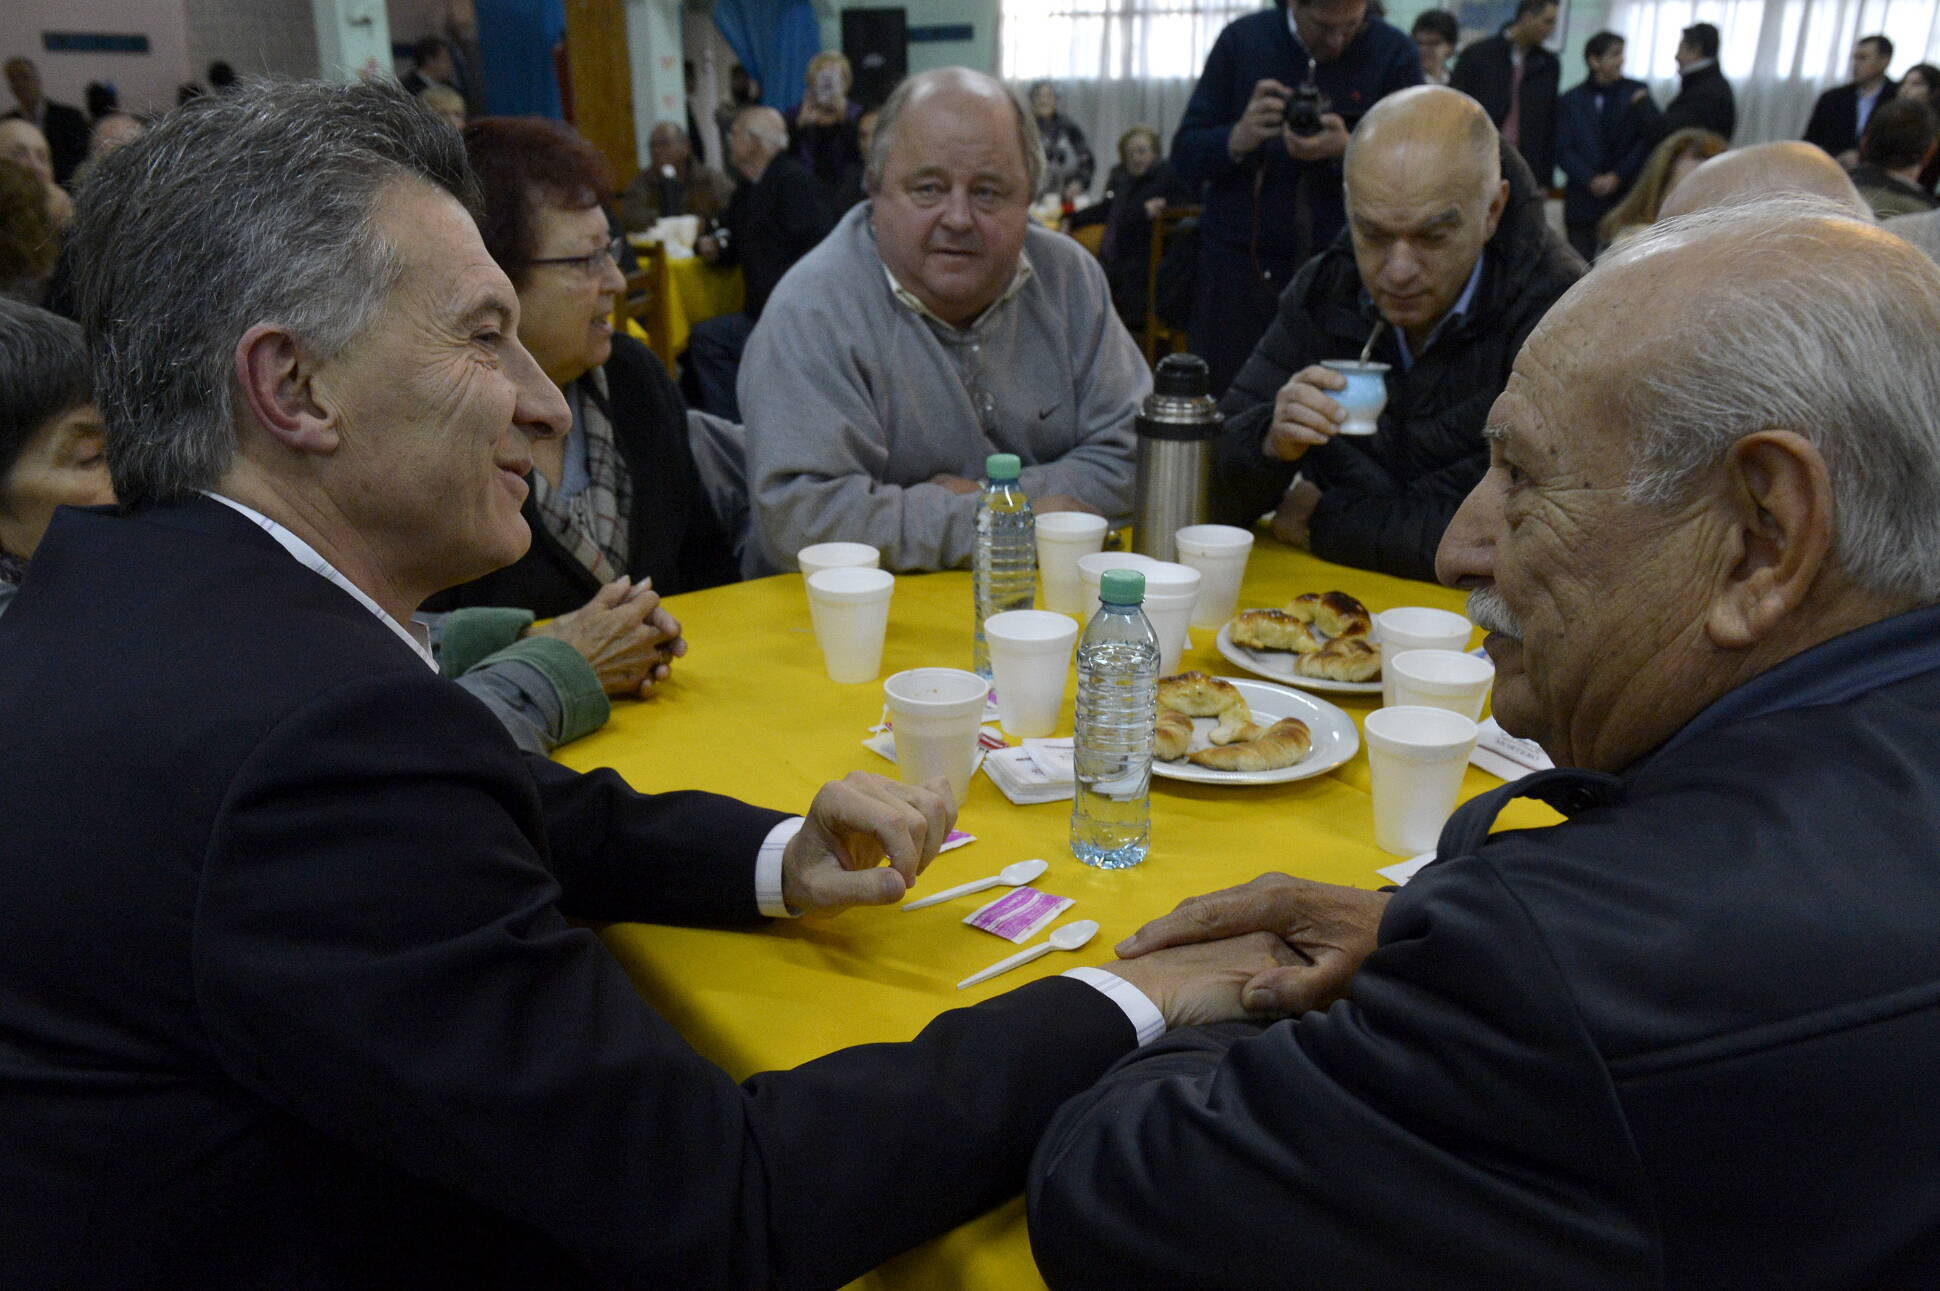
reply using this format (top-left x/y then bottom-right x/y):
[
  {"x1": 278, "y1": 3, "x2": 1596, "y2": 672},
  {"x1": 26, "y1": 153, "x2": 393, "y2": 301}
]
[
  {"x1": 1588, "y1": 172, "x2": 1619, "y2": 199},
  {"x1": 1099, "y1": 932, "x2": 1304, "y2": 1028},
  {"x1": 1035, "y1": 493, "x2": 1103, "y2": 516},
  {"x1": 782, "y1": 771, "x2": 956, "y2": 916},
  {"x1": 1117, "y1": 872, "x2": 1390, "y2": 1014},
  {"x1": 1283, "y1": 113, "x2": 1349, "y2": 162},
  {"x1": 1229, "y1": 78, "x2": 1291, "y2": 158},
  {"x1": 1143, "y1": 195, "x2": 1167, "y2": 220},
  {"x1": 1264, "y1": 363, "x2": 1347, "y2": 462},
  {"x1": 527, "y1": 576, "x2": 686, "y2": 698},
  {"x1": 1270, "y1": 477, "x2": 1322, "y2": 548}
]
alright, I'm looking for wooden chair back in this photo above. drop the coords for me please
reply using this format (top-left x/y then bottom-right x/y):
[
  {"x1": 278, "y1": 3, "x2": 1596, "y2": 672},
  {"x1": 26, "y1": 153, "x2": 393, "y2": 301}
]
[{"x1": 1142, "y1": 203, "x2": 1202, "y2": 369}]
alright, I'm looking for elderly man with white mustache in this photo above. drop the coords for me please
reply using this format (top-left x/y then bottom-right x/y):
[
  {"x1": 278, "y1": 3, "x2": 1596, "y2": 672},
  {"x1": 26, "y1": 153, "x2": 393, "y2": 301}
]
[{"x1": 1026, "y1": 196, "x2": 1940, "y2": 1288}]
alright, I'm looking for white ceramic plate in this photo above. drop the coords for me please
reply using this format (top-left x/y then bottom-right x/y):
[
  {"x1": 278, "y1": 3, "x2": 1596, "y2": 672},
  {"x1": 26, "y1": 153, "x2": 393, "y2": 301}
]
[
  {"x1": 1215, "y1": 621, "x2": 1383, "y2": 695},
  {"x1": 1150, "y1": 677, "x2": 1359, "y2": 786}
]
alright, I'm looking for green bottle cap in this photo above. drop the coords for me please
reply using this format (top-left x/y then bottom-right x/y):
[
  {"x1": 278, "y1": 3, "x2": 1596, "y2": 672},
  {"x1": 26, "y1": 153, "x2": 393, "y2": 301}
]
[
  {"x1": 1099, "y1": 569, "x2": 1145, "y2": 605},
  {"x1": 985, "y1": 453, "x2": 1022, "y2": 481}
]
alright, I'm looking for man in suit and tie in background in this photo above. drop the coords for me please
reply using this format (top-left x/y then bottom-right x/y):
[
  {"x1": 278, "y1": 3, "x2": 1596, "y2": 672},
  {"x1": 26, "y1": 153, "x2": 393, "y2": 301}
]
[
  {"x1": 1556, "y1": 30, "x2": 1659, "y2": 261},
  {"x1": 1804, "y1": 34, "x2": 1897, "y2": 168},
  {"x1": 1450, "y1": 0, "x2": 1562, "y2": 191},
  {"x1": 1658, "y1": 22, "x2": 1737, "y2": 143},
  {"x1": 4, "y1": 56, "x2": 88, "y2": 186}
]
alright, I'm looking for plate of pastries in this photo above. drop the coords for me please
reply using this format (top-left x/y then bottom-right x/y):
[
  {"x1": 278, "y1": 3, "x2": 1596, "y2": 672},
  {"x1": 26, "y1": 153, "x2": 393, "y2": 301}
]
[
  {"x1": 1215, "y1": 590, "x2": 1382, "y2": 695},
  {"x1": 1149, "y1": 671, "x2": 1359, "y2": 787}
]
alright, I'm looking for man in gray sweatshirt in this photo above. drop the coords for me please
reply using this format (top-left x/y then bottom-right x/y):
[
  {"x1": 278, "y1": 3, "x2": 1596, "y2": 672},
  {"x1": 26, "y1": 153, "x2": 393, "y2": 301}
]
[{"x1": 740, "y1": 68, "x2": 1149, "y2": 573}]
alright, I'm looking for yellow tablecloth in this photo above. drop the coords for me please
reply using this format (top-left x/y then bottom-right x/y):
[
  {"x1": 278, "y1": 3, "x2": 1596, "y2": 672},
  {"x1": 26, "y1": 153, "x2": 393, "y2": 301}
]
[
  {"x1": 556, "y1": 540, "x2": 1559, "y2": 1290},
  {"x1": 655, "y1": 252, "x2": 744, "y2": 364}
]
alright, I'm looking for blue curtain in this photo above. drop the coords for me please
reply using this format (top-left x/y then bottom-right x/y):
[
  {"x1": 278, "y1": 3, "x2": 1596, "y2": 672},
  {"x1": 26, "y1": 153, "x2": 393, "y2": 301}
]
[
  {"x1": 474, "y1": 0, "x2": 567, "y2": 118},
  {"x1": 712, "y1": 0, "x2": 823, "y2": 114}
]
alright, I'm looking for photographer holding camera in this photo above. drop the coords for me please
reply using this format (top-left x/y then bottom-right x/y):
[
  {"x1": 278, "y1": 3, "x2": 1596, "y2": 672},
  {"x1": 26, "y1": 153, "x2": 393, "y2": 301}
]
[{"x1": 1172, "y1": 0, "x2": 1420, "y2": 396}]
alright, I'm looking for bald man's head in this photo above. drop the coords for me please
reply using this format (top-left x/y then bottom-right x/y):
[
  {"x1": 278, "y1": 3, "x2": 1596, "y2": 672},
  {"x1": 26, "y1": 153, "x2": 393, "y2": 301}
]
[
  {"x1": 1657, "y1": 141, "x2": 1872, "y2": 222},
  {"x1": 867, "y1": 67, "x2": 1042, "y2": 197},
  {"x1": 1343, "y1": 87, "x2": 1508, "y2": 347}
]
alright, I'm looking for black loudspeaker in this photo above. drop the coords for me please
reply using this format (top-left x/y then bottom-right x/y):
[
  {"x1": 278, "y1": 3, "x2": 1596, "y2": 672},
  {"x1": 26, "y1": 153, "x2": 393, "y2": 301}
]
[{"x1": 842, "y1": 7, "x2": 907, "y2": 110}]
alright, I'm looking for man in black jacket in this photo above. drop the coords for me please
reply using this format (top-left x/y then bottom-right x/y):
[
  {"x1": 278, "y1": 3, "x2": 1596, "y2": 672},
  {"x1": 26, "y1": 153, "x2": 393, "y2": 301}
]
[
  {"x1": 1803, "y1": 33, "x2": 1897, "y2": 166},
  {"x1": 1657, "y1": 22, "x2": 1736, "y2": 142},
  {"x1": 686, "y1": 104, "x2": 837, "y2": 419},
  {"x1": 1449, "y1": 0, "x2": 1561, "y2": 188},
  {"x1": 0, "y1": 79, "x2": 1288, "y2": 1289},
  {"x1": 1032, "y1": 198, "x2": 1940, "y2": 1291},
  {"x1": 1210, "y1": 85, "x2": 1582, "y2": 581},
  {"x1": 4, "y1": 56, "x2": 87, "y2": 185}
]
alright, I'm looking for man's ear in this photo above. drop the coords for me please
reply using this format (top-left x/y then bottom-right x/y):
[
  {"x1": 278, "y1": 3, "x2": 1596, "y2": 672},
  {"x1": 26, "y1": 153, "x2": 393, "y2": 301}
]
[
  {"x1": 234, "y1": 323, "x2": 339, "y2": 456},
  {"x1": 1482, "y1": 177, "x2": 1510, "y2": 239},
  {"x1": 1705, "y1": 430, "x2": 1835, "y2": 650}
]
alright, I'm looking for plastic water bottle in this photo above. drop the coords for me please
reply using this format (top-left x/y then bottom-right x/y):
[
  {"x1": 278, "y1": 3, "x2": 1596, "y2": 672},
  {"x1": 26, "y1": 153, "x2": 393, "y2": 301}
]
[
  {"x1": 971, "y1": 452, "x2": 1036, "y2": 679},
  {"x1": 1070, "y1": 569, "x2": 1159, "y2": 869}
]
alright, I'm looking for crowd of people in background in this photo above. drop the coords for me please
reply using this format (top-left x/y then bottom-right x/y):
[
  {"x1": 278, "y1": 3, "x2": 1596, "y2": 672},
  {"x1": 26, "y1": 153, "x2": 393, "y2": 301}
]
[{"x1": 7, "y1": 3, "x2": 1940, "y2": 1283}]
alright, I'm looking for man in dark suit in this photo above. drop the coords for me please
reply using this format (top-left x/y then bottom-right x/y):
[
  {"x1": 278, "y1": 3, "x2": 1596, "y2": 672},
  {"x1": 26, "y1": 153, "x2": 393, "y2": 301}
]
[
  {"x1": 1803, "y1": 33, "x2": 1896, "y2": 166},
  {"x1": 686, "y1": 105, "x2": 838, "y2": 420},
  {"x1": 0, "y1": 79, "x2": 1285, "y2": 1288},
  {"x1": 1555, "y1": 30, "x2": 1658, "y2": 260},
  {"x1": 4, "y1": 55, "x2": 88, "y2": 185},
  {"x1": 1032, "y1": 198, "x2": 1940, "y2": 1289},
  {"x1": 1450, "y1": 0, "x2": 1561, "y2": 188},
  {"x1": 1658, "y1": 21, "x2": 1736, "y2": 142}
]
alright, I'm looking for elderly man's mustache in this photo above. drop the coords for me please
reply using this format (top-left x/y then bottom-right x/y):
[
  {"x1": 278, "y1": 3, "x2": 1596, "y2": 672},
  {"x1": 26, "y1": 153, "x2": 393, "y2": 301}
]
[{"x1": 1466, "y1": 585, "x2": 1523, "y2": 641}]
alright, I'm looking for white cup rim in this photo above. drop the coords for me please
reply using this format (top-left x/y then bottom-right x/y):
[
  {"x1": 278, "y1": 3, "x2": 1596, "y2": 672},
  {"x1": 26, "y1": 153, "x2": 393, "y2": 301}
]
[
  {"x1": 884, "y1": 667, "x2": 989, "y2": 713},
  {"x1": 1036, "y1": 512, "x2": 1109, "y2": 536},
  {"x1": 1390, "y1": 649, "x2": 1493, "y2": 688},
  {"x1": 806, "y1": 567, "x2": 894, "y2": 601},
  {"x1": 984, "y1": 610, "x2": 1080, "y2": 645},
  {"x1": 1365, "y1": 705, "x2": 1477, "y2": 756},
  {"x1": 1076, "y1": 551, "x2": 1155, "y2": 574},
  {"x1": 1377, "y1": 606, "x2": 1471, "y2": 635},
  {"x1": 1174, "y1": 523, "x2": 1253, "y2": 547},
  {"x1": 797, "y1": 541, "x2": 879, "y2": 566}
]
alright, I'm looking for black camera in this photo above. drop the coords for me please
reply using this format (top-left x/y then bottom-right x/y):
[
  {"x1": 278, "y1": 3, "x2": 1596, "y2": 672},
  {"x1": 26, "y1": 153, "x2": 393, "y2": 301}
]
[{"x1": 1285, "y1": 79, "x2": 1331, "y2": 137}]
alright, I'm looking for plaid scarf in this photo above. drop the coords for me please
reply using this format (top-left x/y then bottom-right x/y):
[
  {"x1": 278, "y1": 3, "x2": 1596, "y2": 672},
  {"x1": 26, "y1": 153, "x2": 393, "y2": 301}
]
[{"x1": 530, "y1": 369, "x2": 632, "y2": 583}]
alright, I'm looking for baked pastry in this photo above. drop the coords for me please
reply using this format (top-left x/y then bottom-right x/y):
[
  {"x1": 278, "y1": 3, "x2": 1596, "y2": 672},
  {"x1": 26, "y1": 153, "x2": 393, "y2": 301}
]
[
  {"x1": 1156, "y1": 671, "x2": 1260, "y2": 745},
  {"x1": 1154, "y1": 708, "x2": 1194, "y2": 761},
  {"x1": 1187, "y1": 717, "x2": 1313, "y2": 771},
  {"x1": 1295, "y1": 637, "x2": 1381, "y2": 682},
  {"x1": 1229, "y1": 609, "x2": 1322, "y2": 654},
  {"x1": 1282, "y1": 591, "x2": 1373, "y2": 640}
]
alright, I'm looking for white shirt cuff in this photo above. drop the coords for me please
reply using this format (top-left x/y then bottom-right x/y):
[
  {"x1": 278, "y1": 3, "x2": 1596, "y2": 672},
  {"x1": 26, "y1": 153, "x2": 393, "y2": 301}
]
[
  {"x1": 1061, "y1": 966, "x2": 1166, "y2": 1046},
  {"x1": 754, "y1": 817, "x2": 805, "y2": 918}
]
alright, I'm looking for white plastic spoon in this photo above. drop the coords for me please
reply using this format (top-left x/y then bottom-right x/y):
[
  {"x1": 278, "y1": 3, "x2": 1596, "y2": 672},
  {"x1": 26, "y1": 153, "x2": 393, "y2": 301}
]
[
  {"x1": 901, "y1": 858, "x2": 1049, "y2": 912},
  {"x1": 956, "y1": 919, "x2": 1101, "y2": 990}
]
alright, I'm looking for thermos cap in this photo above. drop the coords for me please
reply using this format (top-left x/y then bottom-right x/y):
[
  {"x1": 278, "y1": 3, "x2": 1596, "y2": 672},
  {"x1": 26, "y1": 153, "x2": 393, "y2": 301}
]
[
  {"x1": 1153, "y1": 353, "x2": 1211, "y2": 397},
  {"x1": 1099, "y1": 569, "x2": 1146, "y2": 605},
  {"x1": 985, "y1": 452, "x2": 1022, "y2": 481}
]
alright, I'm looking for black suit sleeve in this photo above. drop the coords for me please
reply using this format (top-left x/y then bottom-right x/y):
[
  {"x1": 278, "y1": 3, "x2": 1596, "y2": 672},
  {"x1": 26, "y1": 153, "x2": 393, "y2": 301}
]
[
  {"x1": 1028, "y1": 855, "x2": 1659, "y2": 1290},
  {"x1": 1302, "y1": 432, "x2": 1489, "y2": 581},
  {"x1": 1802, "y1": 88, "x2": 1847, "y2": 156},
  {"x1": 197, "y1": 669, "x2": 1138, "y2": 1288}
]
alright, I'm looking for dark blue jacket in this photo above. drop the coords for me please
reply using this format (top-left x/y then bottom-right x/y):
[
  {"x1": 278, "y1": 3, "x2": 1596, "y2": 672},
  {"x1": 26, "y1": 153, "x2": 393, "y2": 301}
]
[
  {"x1": 1556, "y1": 75, "x2": 1659, "y2": 228},
  {"x1": 1172, "y1": 3, "x2": 1419, "y2": 263},
  {"x1": 1033, "y1": 604, "x2": 1940, "y2": 1288}
]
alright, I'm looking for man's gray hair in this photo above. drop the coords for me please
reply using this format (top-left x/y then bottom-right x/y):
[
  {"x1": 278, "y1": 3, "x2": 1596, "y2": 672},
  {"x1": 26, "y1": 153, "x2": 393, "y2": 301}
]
[
  {"x1": 734, "y1": 106, "x2": 787, "y2": 153},
  {"x1": 63, "y1": 79, "x2": 479, "y2": 510},
  {"x1": 1611, "y1": 196, "x2": 1940, "y2": 602},
  {"x1": 864, "y1": 69, "x2": 1044, "y2": 199}
]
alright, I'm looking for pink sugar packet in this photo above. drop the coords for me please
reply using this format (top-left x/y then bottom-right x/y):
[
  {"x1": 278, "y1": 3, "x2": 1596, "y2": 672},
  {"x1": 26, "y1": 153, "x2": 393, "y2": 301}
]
[
  {"x1": 941, "y1": 829, "x2": 975, "y2": 852},
  {"x1": 963, "y1": 887, "x2": 1074, "y2": 943}
]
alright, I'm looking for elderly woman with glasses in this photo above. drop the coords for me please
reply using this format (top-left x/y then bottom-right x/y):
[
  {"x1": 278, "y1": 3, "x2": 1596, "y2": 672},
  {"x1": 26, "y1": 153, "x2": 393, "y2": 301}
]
[{"x1": 426, "y1": 116, "x2": 741, "y2": 636}]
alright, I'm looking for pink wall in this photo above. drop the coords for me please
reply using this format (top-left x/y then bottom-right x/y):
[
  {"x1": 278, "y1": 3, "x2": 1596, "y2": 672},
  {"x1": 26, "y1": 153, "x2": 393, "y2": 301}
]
[{"x1": 0, "y1": 0, "x2": 192, "y2": 117}]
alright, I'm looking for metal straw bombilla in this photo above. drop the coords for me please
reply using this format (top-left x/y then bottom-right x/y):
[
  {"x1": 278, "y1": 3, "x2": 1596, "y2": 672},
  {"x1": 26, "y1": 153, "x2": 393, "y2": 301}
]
[{"x1": 1130, "y1": 353, "x2": 1223, "y2": 563}]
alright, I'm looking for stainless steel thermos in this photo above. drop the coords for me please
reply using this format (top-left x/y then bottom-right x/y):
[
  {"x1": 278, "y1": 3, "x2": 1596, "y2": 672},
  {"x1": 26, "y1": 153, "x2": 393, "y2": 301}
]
[{"x1": 1130, "y1": 353, "x2": 1222, "y2": 562}]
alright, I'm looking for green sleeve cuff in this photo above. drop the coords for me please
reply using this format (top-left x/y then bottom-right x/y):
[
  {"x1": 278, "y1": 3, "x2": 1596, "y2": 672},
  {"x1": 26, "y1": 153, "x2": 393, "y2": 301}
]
[
  {"x1": 438, "y1": 606, "x2": 537, "y2": 678},
  {"x1": 475, "y1": 635, "x2": 611, "y2": 745}
]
